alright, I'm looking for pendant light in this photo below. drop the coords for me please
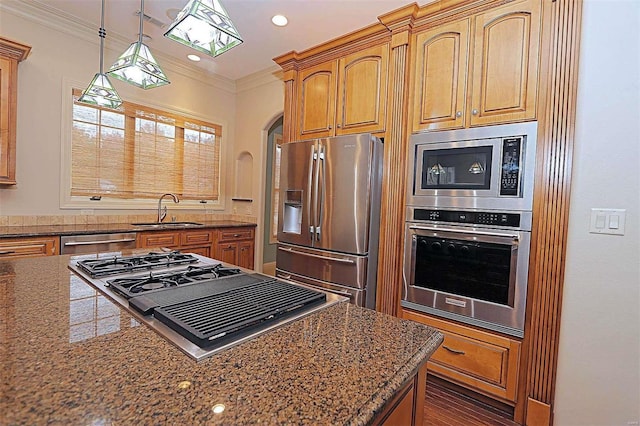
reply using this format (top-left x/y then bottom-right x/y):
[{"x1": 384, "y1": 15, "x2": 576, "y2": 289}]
[
  {"x1": 107, "y1": 0, "x2": 170, "y2": 89},
  {"x1": 164, "y1": 0, "x2": 243, "y2": 58},
  {"x1": 468, "y1": 161, "x2": 485, "y2": 174},
  {"x1": 78, "y1": 0, "x2": 122, "y2": 108}
]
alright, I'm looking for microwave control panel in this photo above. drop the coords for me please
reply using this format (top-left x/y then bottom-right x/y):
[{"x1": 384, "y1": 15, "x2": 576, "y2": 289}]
[
  {"x1": 413, "y1": 209, "x2": 521, "y2": 227},
  {"x1": 500, "y1": 137, "x2": 523, "y2": 196}
]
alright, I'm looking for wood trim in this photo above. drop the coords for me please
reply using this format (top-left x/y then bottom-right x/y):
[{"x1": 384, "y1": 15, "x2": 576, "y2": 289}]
[
  {"x1": 525, "y1": 397, "x2": 551, "y2": 426},
  {"x1": 515, "y1": 0, "x2": 583, "y2": 424},
  {"x1": 0, "y1": 36, "x2": 31, "y2": 62},
  {"x1": 375, "y1": 32, "x2": 411, "y2": 315}
]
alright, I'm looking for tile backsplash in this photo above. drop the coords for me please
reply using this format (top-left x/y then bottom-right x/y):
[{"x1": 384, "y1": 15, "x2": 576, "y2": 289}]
[{"x1": 0, "y1": 213, "x2": 256, "y2": 227}]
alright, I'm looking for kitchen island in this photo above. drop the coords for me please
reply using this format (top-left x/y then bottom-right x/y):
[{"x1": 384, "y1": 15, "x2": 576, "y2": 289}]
[{"x1": 0, "y1": 254, "x2": 443, "y2": 425}]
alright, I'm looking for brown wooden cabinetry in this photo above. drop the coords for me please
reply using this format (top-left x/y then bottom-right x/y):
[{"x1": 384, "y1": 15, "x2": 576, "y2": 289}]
[
  {"x1": 402, "y1": 309, "x2": 520, "y2": 404},
  {"x1": 0, "y1": 37, "x2": 31, "y2": 185},
  {"x1": 0, "y1": 236, "x2": 58, "y2": 259},
  {"x1": 296, "y1": 44, "x2": 389, "y2": 140},
  {"x1": 372, "y1": 362, "x2": 427, "y2": 426},
  {"x1": 410, "y1": 0, "x2": 541, "y2": 132},
  {"x1": 214, "y1": 227, "x2": 255, "y2": 269},
  {"x1": 136, "y1": 229, "x2": 213, "y2": 258}
]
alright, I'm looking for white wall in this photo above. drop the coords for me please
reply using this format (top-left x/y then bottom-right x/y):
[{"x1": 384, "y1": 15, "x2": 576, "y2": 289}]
[
  {"x1": 0, "y1": 3, "x2": 237, "y2": 216},
  {"x1": 554, "y1": 1, "x2": 640, "y2": 425},
  {"x1": 233, "y1": 71, "x2": 284, "y2": 270}
]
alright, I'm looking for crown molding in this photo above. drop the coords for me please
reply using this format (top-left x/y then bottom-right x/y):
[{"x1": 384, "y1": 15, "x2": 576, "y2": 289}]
[
  {"x1": 0, "y1": 0, "x2": 237, "y2": 94},
  {"x1": 235, "y1": 66, "x2": 283, "y2": 93}
]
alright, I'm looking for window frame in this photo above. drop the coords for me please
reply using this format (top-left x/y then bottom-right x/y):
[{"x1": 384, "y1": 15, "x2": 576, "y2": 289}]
[{"x1": 59, "y1": 79, "x2": 227, "y2": 210}]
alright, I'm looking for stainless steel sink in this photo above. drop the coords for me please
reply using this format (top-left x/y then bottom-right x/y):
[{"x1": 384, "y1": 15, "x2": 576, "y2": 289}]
[{"x1": 131, "y1": 222, "x2": 204, "y2": 228}]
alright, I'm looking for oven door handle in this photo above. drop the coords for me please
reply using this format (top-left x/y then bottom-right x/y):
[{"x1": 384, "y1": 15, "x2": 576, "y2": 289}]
[{"x1": 409, "y1": 225, "x2": 520, "y2": 241}]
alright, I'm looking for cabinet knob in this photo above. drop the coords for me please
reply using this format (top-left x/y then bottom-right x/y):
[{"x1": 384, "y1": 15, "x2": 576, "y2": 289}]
[
  {"x1": 336, "y1": 124, "x2": 341, "y2": 128},
  {"x1": 472, "y1": 109, "x2": 479, "y2": 115},
  {"x1": 456, "y1": 111, "x2": 462, "y2": 117},
  {"x1": 328, "y1": 125, "x2": 332, "y2": 130}
]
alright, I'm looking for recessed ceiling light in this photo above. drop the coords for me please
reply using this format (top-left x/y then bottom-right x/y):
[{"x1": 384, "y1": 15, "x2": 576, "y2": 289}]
[
  {"x1": 271, "y1": 14, "x2": 288, "y2": 27},
  {"x1": 187, "y1": 54, "x2": 201, "y2": 62}
]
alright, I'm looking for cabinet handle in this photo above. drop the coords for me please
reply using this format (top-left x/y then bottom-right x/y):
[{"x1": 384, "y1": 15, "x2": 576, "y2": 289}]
[
  {"x1": 472, "y1": 109, "x2": 479, "y2": 115},
  {"x1": 456, "y1": 111, "x2": 462, "y2": 117},
  {"x1": 233, "y1": 234, "x2": 240, "y2": 237},
  {"x1": 442, "y1": 345, "x2": 466, "y2": 355},
  {"x1": 0, "y1": 250, "x2": 16, "y2": 255},
  {"x1": 328, "y1": 125, "x2": 332, "y2": 130},
  {"x1": 336, "y1": 124, "x2": 341, "y2": 128}
]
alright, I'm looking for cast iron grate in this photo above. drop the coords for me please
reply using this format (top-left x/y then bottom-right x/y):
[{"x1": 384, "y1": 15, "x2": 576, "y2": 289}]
[{"x1": 154, "y1": 279, "x2": 326, "y2": 347}]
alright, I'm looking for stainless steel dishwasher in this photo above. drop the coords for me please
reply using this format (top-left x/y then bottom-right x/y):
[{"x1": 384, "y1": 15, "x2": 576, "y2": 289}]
[{"x1": 60, "y1": 233, "x2": 137, "y2": 255}]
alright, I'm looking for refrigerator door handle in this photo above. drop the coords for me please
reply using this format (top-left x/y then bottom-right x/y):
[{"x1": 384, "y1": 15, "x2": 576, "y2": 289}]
[
  {"x1": 307, "y1": 145, "x2": 316, "y2": 240},
  {"x1": 312, "y1": 143, "x2": 322, "y2": 242},
  {"x1": 316, "y1": 144, "x2": 326, "y2": 241},
  {"x1": 277, "y1": 246, "x2": 356, "y2": 264}
]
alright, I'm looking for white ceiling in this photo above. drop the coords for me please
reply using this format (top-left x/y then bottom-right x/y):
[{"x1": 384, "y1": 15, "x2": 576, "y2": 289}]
[{"x1": 29, "y1": 0, "x2": 419, "y2": 81}]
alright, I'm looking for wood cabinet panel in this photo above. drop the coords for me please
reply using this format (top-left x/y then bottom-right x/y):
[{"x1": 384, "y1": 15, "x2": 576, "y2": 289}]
[
  {"x1": 337, "y1": 44, "x2": 389, "y2": 135},
  {"x1": 295, "y1": 44, "x2": 389, "y2": 141},
  {"x1": 297, "y1": 61, "x2": 337, "y2": 139},
  {"x1": 180, "y1": 230, "x2": 213, "y2": 247},
  {"x1": 372, "y1": 361, "x2": 428, "y2": 426},
  {"x1": 136, "y1": 232, "x2": 180, "y2": 249},
  {"x1": 0, "y1": 236, "x2": 58, "y2": 259},
  {"x1": 214, "y1": 227, "x2": 255, "y2": 269},
  {"x1": 402, "y1": 309, "x2": 520, "y2": 404},
  {"x1": 411, "y1": 19, "x2": 470, "y2": 131},
  {"x1": 0, "y1": 37, "x2": 30, "y2": 185},
  {"x1": 469, "y1": 0, "x2": 540, "y2": 126}
]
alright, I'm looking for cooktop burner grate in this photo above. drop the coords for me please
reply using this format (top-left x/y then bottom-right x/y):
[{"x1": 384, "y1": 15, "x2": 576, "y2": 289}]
[
  {"x1": 153, "y1": 279, "x2": 326, "y2": 348},
  {"x1": 77, "y1": 251, "x2": 199, "y2": 277},
  {"x1": 106, "y1": 264, "x2": 242, "y2": 298}
]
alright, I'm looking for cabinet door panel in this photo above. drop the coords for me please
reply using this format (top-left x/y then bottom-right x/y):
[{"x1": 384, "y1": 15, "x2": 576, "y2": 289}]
[
  {"x1": 337, "y1": 44, "x2": 389, "y2": 135},
  {"x1": 470, "y1": 0, "x2": 540, "y2": 125},
  {"x1": 297, "y1": 61, "x2": 337, "y2": 140},
  {"x1": 412, "y1": 20, "x2": 469, "y2": 132},
  {"x1": 0, "y1": 57, "x2": 15, "y2": 182}
]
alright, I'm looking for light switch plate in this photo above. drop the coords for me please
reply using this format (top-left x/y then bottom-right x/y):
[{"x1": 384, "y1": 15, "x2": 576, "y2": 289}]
[{"x1": 589, "y1": 208, "x2": 626, "y2": 235}]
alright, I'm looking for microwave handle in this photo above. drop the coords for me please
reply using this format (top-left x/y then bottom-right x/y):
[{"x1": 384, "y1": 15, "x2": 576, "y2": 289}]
[{"x1": 409, "y1": 225, "x2": 520, "y2": 241}]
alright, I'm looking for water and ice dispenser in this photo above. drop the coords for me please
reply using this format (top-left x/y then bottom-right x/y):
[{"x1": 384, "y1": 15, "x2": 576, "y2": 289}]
[{"x1": 282, "y1": 190, "x2": 303, "y2": 234}]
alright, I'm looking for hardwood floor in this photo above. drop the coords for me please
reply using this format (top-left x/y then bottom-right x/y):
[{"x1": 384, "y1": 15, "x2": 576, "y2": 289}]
[{"x1": 424, "y1": 377, "x2": 520, "y2": 426}]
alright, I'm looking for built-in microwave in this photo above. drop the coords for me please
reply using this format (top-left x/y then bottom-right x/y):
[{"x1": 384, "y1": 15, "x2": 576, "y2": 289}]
[{"x1": 407, "y1": 122, "x2": 538, "y2": 211}]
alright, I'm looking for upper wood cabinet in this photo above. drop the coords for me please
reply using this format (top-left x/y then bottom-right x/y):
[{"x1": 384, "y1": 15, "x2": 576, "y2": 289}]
[
  {"x1": 296, "y1": 43, "x2": 389, "y2": 140},
  {"x1": 411, "y1": 0, "x2": 541, "y2": 132},
  {"x1": 0, "y1": 37, "x2": 31, "y2": 185}
]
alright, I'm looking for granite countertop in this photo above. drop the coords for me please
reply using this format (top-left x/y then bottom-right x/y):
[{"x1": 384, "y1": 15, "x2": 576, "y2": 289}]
[
  {"x1": 0, "y1": 220, "x2": 257, "y2": 238},
  {"x1": 0, "y1": 255, "x2": 443, "y2": 425}
]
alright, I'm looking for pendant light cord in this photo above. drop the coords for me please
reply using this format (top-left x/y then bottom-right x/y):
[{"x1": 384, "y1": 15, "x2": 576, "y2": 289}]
[
  {"x1": 138, "y1": 0, "x2": 145, "y2": 44},
  {"x1": 99, "y1": 0, "x2": 106, "y2": 73}
]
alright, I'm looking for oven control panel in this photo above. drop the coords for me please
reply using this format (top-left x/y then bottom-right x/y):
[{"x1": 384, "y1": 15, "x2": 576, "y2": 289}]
[
  {"x1": 500, "y1": 137, "x2": 523, "y2": 196},
  {"x1": 413, "y1": 209, "x2": 521, "y2": 227}
]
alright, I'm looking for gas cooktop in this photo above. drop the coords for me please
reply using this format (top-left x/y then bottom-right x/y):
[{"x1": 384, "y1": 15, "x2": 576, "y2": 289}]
[{"x1": 68, "y1": 252, "x2": 344, "y2": 361}]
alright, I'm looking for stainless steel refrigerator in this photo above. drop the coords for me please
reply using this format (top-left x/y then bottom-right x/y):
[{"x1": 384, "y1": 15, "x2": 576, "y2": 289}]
[{"x1": 275, "y1": 133, "x2": 383, "y2": 309}]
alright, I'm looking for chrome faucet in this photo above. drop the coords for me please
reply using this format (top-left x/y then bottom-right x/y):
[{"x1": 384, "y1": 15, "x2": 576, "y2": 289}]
[{"x1": 157, "y1": 193, "x2": 179, "y2": 222}]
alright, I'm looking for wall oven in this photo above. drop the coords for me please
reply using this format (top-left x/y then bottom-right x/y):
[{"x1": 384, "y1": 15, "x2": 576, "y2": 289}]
[{"x1": 402, "y1": 122, "x2": 537, "y2": 338}]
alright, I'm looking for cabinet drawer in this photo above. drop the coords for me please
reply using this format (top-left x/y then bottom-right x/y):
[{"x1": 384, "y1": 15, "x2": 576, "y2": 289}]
[
  {"x1": 402, "y1": 309, "x2": 520, "y2": 403},
  {"x1": 0, "y1": 236, "x2": 58, "y2": 258},
  {"x1": 180, "y1": 230, "x2": 213, "y2": 247},
  {"x1": 218, "y1": 227, "x2": 254, "y2": 242},
  {"x1": 137, "y1": 232, "x2": 180, "y2": 249}
]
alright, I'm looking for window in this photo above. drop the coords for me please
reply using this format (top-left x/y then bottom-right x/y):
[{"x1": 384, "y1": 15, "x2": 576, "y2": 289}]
[{"x1": 70, "y1": 89, "x2": 221, "y2": 203}]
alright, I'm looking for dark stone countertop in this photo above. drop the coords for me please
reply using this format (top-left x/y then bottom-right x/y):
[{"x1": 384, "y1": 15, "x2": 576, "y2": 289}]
[
  {"x1": 0, "y1": 255, "x2": 443, "y2": 425},
  {"x1": 0, "y1": 220, "x2": 257, "y2": 238}
]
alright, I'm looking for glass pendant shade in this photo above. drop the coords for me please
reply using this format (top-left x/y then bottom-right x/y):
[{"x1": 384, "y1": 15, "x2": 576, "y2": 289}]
[
  {"x1": 430, "y1": 163, "x2": 446, "y2": 175},
  {"x1": 164, "y1": 0, "x2": 243, "y2": 58},
  {"x1": 108, "y1": 41, "x2": 170, "y2": 89},
  {"x1": 78, "y1": 0, "x2": 122, "y2": 109},
  {"x1": 79, "y1": 73, "x2": 123, "y2": 108}
]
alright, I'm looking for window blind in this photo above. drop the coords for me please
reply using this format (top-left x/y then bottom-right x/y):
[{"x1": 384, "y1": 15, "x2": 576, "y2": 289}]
[{"x1": 71, "y1": 89, "x2": 221, "y2": 201}]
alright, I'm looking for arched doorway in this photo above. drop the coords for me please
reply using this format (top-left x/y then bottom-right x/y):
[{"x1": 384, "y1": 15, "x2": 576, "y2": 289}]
[{"x1": 261, "y1": 115, "x2": 283, "y2": 275}]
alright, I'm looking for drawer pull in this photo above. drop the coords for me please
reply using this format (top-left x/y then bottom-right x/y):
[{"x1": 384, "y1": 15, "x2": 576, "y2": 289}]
[
  {"x1": 443, "y1": 345, "x2": 466, "y2": 355},
  {"x1": 0, "y1": 250, "x2": 16, "y2": 255},
  {"x1": 233, "y1": 234, "x2": 240, "y2": 237}
]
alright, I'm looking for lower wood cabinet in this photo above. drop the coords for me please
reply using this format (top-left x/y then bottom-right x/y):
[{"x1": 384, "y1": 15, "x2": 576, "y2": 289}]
[
  {"x1": 401, "y1": 309, "x2": 520, "y2": 404},
  {"x1": 0, "y1": 236, "x2": 58, "y2": 259},
  {"x1": 136, "y1": 229, "x2": 213, "y2": 258},
  {"x1": 214, "y1": 227, "x2": 255, "y2": 269},
  {"x1": 372, "y1": 361, "x2": 427, "y2": 426}
]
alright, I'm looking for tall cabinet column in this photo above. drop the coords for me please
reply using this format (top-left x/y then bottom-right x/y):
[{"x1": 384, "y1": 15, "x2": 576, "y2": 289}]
[{"x1": 375, "y1": 5, "x2": 418, "y2": 315}]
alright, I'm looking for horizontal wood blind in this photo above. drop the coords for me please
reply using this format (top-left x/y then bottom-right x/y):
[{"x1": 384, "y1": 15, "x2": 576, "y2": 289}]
[{"x1": 71, "y1": 89, "x2": 221, "y2": 201}]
